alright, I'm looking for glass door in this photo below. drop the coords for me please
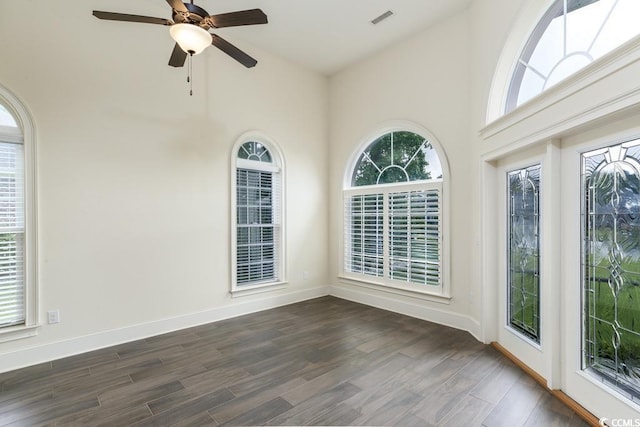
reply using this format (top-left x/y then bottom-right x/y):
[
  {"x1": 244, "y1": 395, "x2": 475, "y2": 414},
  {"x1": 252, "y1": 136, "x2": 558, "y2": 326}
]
[
  {"x1": 561, "y1": 134, "x2": 640, "y2": 421},
  {"x1": 497, "y1": 148, "x2": 548, "y2": 380}
]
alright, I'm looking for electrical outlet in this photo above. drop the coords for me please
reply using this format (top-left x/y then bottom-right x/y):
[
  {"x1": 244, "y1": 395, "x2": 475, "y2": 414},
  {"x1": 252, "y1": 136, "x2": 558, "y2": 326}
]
[
  {"x1": 47, "y1": 310, "x2": 60, "y2": 324},
  {"x1": 303, "y1": 271, "x2": 310, "y2": 281}
]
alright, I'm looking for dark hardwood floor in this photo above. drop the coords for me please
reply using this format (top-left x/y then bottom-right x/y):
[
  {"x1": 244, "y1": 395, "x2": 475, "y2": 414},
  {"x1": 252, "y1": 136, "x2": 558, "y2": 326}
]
[{"x1": 0, "y1": 296, "x2": 587, "y2": 426}]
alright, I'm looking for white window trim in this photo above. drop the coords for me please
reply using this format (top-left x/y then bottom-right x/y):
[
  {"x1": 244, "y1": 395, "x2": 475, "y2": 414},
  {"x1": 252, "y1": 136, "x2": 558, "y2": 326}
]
[
  {"x1": 0, "y1": 83, "x2": 39, "y2": 341},
  {"x1": 230, "y1": 131, "x2": 286, "y2": 296},
  {"x1": 0, "y1": 324, "x2": 39, "y2": 343},
  {"x1": 340, "y1": 121, "x2": 451, "y2": 299}
]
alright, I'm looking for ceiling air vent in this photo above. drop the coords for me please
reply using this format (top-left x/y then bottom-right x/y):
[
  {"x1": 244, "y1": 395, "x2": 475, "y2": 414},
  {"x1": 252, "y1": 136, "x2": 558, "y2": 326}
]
[{"x1": 371, "y1": 10, "x2": 394, "y2": 25}]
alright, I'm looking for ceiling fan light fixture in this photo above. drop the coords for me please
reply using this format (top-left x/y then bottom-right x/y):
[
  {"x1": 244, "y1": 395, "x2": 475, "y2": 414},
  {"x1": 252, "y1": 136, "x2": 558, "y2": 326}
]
[{"x1": 170, "y1": 23, "x2": 212, "y2": 55}]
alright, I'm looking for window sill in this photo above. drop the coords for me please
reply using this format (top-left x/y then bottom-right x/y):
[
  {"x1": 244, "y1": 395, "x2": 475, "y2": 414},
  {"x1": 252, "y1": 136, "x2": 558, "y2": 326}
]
[
  {"x1": 338, "y1": 275, "x2": 451, "y2": 305},
  {"x1": 505, "y1": 325, "x2": 543, "y2": 351},
  {"x1": 0, "y1": 324, "x2": 40, "y2": 343},
  {"x1": 231, "y1": 281, "x2": 288, "y2": 298}
]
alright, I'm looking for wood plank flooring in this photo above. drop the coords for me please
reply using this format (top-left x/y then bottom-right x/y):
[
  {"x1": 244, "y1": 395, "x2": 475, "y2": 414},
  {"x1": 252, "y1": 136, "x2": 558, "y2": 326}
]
[{"x1": 0, "y1": 296, "x2": 588, "y2": 426}]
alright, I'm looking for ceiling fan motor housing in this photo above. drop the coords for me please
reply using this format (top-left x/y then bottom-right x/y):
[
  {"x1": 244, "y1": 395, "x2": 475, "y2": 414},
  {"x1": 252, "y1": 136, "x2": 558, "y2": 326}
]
[{"x1": 173, "y1": 3, "x2": 213, "y2": 30}]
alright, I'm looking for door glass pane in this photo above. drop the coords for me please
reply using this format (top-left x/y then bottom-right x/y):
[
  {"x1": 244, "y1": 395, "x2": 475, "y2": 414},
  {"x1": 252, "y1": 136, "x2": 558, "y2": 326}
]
[
  {"x1": 582, "y1": 139, "x2": 640, "y2": 402},
  {"x1": 508, "y1": 165, "x2": 541, "y2": 343}
]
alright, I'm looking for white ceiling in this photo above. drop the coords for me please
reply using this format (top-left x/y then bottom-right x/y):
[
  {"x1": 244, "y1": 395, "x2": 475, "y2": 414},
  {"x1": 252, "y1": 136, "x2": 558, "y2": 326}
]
[{"x1": 128, "y1": 0, "x2": 473, "y2": 75}]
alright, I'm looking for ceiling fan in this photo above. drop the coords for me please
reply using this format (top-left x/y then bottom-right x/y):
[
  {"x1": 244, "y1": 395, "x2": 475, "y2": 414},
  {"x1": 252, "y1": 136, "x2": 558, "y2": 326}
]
[{"x1": 92, "y1": 0, "x2": 268, "y2": 69}]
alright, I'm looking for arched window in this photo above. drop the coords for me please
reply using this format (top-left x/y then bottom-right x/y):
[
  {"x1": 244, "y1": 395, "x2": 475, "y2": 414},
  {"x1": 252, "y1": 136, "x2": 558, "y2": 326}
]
[
  {"x1": 0, "y1": 86, "x2": 37, "y2": 342},
  {"x1": 507, "y1": 0, "x2": 640, "y2": 112},
  {"x1": 231, "y1": 136, "x2": 284, "y2": 293},
  {"x1": 343, "y1": 128, "x2": 448, "y2": 296}
]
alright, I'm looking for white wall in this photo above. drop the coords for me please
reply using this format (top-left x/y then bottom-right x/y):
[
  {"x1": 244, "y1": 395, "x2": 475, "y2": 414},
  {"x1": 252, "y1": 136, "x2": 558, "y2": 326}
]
[
  {"x1": 328, "y1": 11, "x2": 479, "y2": 335},
  {"x1": 0, "y1": 0, "x2": 329, "y2": 370},
  {"x1": 467, "y1": 0, "x2": 527, "y2": 332}
]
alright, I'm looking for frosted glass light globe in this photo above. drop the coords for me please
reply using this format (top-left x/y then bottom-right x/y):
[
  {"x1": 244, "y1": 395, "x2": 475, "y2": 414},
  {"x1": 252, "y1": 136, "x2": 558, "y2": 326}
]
[{"x1": 170, "y1": 23, "x2": 212, "y2": 55}]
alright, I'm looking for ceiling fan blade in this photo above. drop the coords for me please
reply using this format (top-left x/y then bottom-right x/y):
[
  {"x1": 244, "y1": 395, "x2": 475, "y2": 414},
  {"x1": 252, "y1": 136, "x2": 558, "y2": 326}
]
[
  {"x1": 209, "y1": 9, "x2": 268, "y2": 28},
  {"x1": 168, "y1": 43, "x2": 188, "y2": 67},
  {"x1": 211, "y1": 34, "x2": 257, "y2": 68},
  {"x1": 166, "y1": 0, "x2": 189, "y2": 13},
  {"x1": 92, "y1": 11, "x2": 172, "y2": 26}
]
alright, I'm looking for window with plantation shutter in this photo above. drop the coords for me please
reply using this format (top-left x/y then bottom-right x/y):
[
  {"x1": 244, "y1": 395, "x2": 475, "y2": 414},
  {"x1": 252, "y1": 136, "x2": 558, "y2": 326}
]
[
  {"x1": 0, "y1": 96, "x2": 35, "y2": 340},
  {"x1": 232, "y1": 139, "x2": 284, "y2": 293},
  {"x1": 343, "y1": 128, "x2": 448, "y2": 296},
  {"x1": 0, "y1": 142, "x2": 24, "y2": 327}
]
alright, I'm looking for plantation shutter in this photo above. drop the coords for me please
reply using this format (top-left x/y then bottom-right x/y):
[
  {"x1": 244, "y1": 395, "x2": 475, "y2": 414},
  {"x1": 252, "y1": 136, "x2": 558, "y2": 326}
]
[
  {"x1": 236, "y1": 168, "x2": 280, "y2": 285},
  {"x1": 344, "y1": 193, "x2": 384, "y2": 278},
  {"x1": 0, "y1": 142, "x2": 25, "y2": 327},
  {"x1": 388, "y1": 189, "x2": 441, "y2": 286}
]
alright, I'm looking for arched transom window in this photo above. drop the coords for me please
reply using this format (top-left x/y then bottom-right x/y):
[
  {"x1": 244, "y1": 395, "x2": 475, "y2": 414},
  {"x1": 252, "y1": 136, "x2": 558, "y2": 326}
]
[
  {"x1": 343, "y1": 129, "x2": 447, "y2": 296},
  {"x1": 507, "y1": 0, "x2": 640, "y2": 112},
  {"x1": 0, "y1": 104, "x2": 18, "y2": 128},
  {"x1": 352, "y1": 131, "x2": 442, "y2": 186},
  {"x1": 238, "y1": 141, "x2": 272, "y2": 163}
]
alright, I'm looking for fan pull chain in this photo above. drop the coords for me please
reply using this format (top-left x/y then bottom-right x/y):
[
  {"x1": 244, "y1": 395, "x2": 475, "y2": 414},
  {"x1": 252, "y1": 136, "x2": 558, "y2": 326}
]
[{"x1": 187, "y1": 52, "x2": 193, "y2": 96}]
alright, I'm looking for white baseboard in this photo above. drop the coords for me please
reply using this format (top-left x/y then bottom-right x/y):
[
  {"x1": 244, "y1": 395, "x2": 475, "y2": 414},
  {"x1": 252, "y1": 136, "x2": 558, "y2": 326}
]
[
  {"x1": 0, "y1": 286, "x2": 329, "y2": 374},
  {"x1": 0, "y1": 284, "x2": 485, "y2": 374},
  {"x1": 329, "y1": 284, "x2": 482, "y2": 341}
]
